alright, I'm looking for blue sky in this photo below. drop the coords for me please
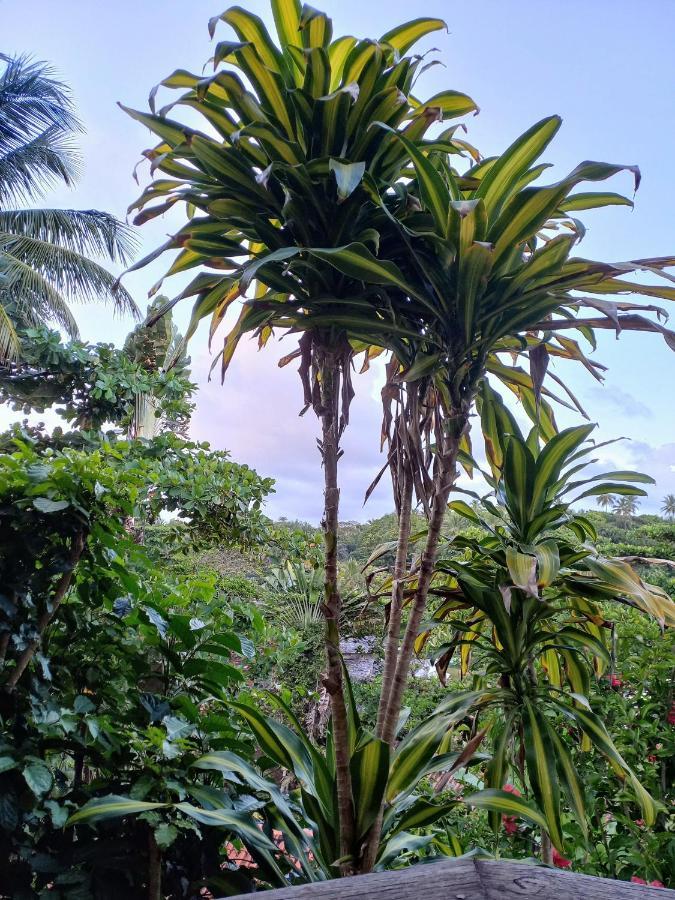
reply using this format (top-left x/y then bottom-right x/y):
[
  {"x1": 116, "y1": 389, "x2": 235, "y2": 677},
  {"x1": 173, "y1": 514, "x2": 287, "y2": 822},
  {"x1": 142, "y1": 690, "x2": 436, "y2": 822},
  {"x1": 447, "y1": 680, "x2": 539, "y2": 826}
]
[{"x1": 3, "y1": 0, "x2": 675, "y2": 521}]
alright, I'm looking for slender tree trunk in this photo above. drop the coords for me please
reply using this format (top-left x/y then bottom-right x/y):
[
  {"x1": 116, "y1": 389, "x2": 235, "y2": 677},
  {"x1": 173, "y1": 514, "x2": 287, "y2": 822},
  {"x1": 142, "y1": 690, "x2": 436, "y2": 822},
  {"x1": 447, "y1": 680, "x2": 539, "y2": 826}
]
[
  {"x1": 4, "y1": 531, "x2": 85, "y2": 692},
  {"x1": 380, "y1": 435, "x2": 461, "y2": 746},
  {"x1": 147, "y1": 826, "x2": 162, "y2": 900},
  {"x1": 358, "y1": 412, "x2": 468, "y2": 874},
  {"x1": 541, "y1": 830, "x2": 554, "y2": 865},
  {"x1": 376, "y1": 468, "x2": 413, "y2": 738},
  {"x1": 318, "y1": 353, "x2": 355, "y2": 875}
]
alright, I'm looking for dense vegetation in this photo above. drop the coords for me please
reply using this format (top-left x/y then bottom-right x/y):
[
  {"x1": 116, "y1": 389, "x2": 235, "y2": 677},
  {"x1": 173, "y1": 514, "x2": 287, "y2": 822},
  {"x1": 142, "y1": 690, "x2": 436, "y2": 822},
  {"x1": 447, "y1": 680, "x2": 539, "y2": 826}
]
[{"x1": 1, "y1": 2, "x2": 674, "y2": 897}]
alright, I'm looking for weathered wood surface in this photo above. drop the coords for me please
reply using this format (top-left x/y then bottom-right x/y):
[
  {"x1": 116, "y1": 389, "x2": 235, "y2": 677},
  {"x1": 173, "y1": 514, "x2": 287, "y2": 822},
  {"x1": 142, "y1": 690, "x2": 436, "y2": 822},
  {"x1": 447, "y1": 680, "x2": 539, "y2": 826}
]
[{"x1": 230, "y1": 858, "x2": 673, "y2": 899}]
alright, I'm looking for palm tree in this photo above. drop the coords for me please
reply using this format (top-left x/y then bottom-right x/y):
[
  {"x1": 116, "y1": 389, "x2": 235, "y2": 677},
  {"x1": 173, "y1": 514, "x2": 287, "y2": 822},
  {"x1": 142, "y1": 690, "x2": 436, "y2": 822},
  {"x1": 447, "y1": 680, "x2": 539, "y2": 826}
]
[
  {"x1": 597, "y1": 493, "x2": 615, "y2": 511},
  {"x1": 613, "y1": 495, "x2": 640, "y2": 520},
  {"x1": 661, "y1": 494, "x2": 675, "y2": 521},
  {"x1": 0, "y1": 54, "x2": 137, "y2": 361}
]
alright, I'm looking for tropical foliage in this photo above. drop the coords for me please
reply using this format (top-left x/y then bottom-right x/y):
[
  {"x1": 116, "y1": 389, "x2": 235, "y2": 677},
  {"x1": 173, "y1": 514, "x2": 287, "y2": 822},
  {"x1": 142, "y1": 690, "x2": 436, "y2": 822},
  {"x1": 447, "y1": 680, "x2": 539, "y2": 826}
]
[
  {"x1": 0, "y1": 55, "x2": 137, "y2": 361},
  {"x1": 1, "y1": 0, "x2": 674, "y2": 895}
]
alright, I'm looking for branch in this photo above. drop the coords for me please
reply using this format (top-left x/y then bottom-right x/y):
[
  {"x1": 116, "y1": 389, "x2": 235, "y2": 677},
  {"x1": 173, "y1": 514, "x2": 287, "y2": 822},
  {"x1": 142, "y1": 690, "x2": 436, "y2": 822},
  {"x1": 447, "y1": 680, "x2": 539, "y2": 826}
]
[{"x1": 4, "y1": 531, "x2": 86, "y2": 691}]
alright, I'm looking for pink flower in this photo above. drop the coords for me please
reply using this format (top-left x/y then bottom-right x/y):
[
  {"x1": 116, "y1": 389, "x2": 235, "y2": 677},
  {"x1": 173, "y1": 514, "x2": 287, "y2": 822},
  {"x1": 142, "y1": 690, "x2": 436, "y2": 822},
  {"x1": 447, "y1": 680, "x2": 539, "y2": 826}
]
[
  {"x1": 552, "y1": 848, "x2": 572, "y2": 869},
  {"x1": 609, "y1": 674, "x2": 623, "y2": 688},
  {"x1": 635, "y1": 819, "x2": 645, "y2": 827},
  {"x1": 631, "y1": 877, "x2": 647, "y2": 885},
  {"x1": 650, "y1": 881, "x2": 665, "y2": 888},
  {"x1": 667, "y1": 703, "x2": 675, "y2": 726},
  {"x1": 503, "y1": 783, "x2": 521, "y2": 796},
  {"x1": 631, "y1": 877, "x2": 665, "y2": 888}
]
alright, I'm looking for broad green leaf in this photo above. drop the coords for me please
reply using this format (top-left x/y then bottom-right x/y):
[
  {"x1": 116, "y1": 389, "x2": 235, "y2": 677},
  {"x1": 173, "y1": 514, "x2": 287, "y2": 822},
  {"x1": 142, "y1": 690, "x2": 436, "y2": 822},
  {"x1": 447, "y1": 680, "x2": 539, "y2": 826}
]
[
  {"x1": 389, "y1": 798, "x2": 458, "y2": 836},
  {"x1": 308, "y1": 242, "x2": 425, "y2": 302},
  {"x1": 413, "y1": 90, "x2": 478, "y2": 120},
  {"x1": 464, "y1": 788, "x2": 549, "y2": 832},
  {"x1": 67, "y1": 795, "x2": 168, "y2": 826},
  {"x1": 271, "y1": 0, "x2": 301, "y2": 49},
  {"x1": 23, "y1": 763, "x2": 53, "y2": 796},
  {"x1": 475, "y1": 116, "x2": 562, "y2": 219},
  {"x1": 523, "y1": 700, "x2": 563, "y2": 850},
  {"x1": 350, "y1": 737, "x2": 390, "y2": 838},
  {"x1": 379, "y1": 18, "x2": 446, "y2": 56}
]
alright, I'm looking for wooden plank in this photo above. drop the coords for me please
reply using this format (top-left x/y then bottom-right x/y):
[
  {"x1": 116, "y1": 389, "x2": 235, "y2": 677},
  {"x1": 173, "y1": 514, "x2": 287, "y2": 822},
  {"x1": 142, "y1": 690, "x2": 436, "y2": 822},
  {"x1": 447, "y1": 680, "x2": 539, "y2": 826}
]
[{"x1": 228, "y1": 858, "x2": 674, "y2": 899}]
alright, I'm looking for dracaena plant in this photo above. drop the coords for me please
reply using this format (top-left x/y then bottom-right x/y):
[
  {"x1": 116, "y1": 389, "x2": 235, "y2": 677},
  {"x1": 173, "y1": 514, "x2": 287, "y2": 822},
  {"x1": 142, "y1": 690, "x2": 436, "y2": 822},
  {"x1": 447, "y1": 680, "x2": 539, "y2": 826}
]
[
  {"x1": 124, "y1": 0, "x2": 478, "y2": 870},
  {"x1": 408, "y1": 385, "x2": 675, "y2": 854},
  {"x1": 315, "y1": 112, "x2": 675, "y2": 774}
]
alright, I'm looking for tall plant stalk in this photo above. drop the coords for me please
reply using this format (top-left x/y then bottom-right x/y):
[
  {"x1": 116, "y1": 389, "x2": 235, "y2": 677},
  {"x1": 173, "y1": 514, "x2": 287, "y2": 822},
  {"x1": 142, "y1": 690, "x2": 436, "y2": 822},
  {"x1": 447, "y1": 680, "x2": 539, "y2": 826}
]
[
  {"x1": 380, "y1": 408, "x2": 469, "y2": 745},
  {"x1": 316, "y1": 345, "x2": 355, "y2": 872},
  {"x1": 376, "y1": 467, "x2": 413, "y2": 737}
]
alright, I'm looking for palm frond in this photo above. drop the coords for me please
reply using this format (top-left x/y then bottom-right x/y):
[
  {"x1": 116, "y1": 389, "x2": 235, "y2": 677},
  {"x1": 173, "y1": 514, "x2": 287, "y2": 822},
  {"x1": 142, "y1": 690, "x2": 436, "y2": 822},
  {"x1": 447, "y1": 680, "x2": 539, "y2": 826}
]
[
  {"x1": 0, "y1": 208, "x2": 137, "y2": 263},
  {"x1": 0, "y1": 301, "x2": 21, "y2": 362},
  {"x1": 0, "y1": 127, "x2": 80, "y2": 205},
  {"x1": 0, "y1": 235, "x2": 139, "y2": 318},
  {"x1": 0, "y1": 252, "x2": 80, "y2": 336},
  {"x1": 0, "y1": 54, "x2": 80, "y2": 148}
]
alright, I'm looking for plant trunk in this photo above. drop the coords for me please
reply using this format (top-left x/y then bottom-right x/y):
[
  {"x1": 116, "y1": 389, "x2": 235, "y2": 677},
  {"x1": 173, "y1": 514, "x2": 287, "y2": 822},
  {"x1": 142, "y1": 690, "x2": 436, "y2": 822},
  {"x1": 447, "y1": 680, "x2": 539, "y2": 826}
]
[
  {"x1": 147, "y1": 826, "x2": 162, "y2": 900},
  {"x1": 4, "y1": 531, "x2": 85, "y2": 692},
  {"x1": 358, "y1": 413, "x2": 467, "y2": 875},
  {"x1": 541, "y1": 829, "x2": 553, "y2": 866},
  {"x1": 380, "y1": 433, "x2": 461, "y2": 746},
  {"x1": 376, "y1": 468, "x2": 413, "y2": 738},
  {"x1": 319, "y1": 353, "x2": 355, "y2": 875}
]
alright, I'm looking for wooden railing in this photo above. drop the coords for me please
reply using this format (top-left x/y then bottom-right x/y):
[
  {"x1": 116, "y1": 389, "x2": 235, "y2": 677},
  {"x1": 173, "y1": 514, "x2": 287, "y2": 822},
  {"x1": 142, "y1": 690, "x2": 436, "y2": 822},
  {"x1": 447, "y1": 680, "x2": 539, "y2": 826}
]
[{"x1": 232, "y1": 858, "x2": 673, "y2": 899}]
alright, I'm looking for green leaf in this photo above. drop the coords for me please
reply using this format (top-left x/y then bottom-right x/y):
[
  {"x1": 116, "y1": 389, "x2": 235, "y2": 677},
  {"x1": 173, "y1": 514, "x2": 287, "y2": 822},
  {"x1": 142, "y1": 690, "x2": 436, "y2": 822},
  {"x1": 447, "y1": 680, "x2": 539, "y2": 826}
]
[
  {"x1": 23, "y1": 763, "x2": 53, "y2": 796},
  {"x1": 350, "y1": 736, "x2": 390, "y2": 838},
  {"x1": 67, "y1": 795, "x2": 169, "y2": 826},
  {"x1": 414, "y1": 90, "x2": 478, "y2": 120},
  {"x1": 308, "y1": 242, "x2": 425, "y2": 301},
  {"x1": 271, "y1": 0, "x2": 302, "y2": 50},
  {"x1": 523, "y1": 700, "x2": 563, "y2": 850},
  {"x1": 389, "y1": 798, "x2": 458, "y2": 836},
  {"x1": 33, "y1": 497, "x2": 70, "y2": 513},
  {"x1": 379, "y1": 18, "x2": 447, "y2": 55},
  {"x1": 475, "y1": 116, "x2": 562, "y2": 220},
  {"x1": 464, "y1": 788, "x2": 549, "y2": 832}
]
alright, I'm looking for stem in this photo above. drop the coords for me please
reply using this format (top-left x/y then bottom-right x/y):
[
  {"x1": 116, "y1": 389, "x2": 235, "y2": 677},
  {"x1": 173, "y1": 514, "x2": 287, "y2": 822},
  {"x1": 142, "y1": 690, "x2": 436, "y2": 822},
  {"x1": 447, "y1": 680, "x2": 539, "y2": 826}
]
[
  {"x1": 4, "y1": 531, "x2": 85, "y2": 692},
  {"x1": 318, "y1": 351, "x2": 355, "y2": 875},
  {"x1": 147, "y1": 826, "x2": 162, "y2": 900},
  {"x1": 541, "y1": 829, "x2": 553, "y2": 866},
  {"x1": 376, "y1": 468, "x2": 413, "y2": 738},
  {"x1": 381, "y1": 435, "x2": 460, "y2": 746}
]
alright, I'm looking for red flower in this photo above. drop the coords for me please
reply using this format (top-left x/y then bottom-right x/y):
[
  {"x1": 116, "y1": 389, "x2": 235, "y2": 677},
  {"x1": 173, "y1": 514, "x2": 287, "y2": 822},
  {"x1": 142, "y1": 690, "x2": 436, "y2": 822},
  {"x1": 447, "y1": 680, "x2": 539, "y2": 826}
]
[
  {"x1": 609, "y1": 674, "x2": 623, "y2": 688},
  {"x1": 667, "y1": 703, "x2": 675, "y2": 726},
  {"x1": 552, "y1": 848, "x2": 572, "y2": 869},
  {"x1": 650, "y1": 881, "x2": 665, "y2": 888},
  {"x1": 502, "y1": 816, "x2": 518, "y2": 834},
  {"x1": 631, "y1": 877, "x2": 664, "y2": 888},
  {"x1": 503, "y1": 783, "x2": 521, "y2": 796},
  {"x1": 647, "y1": 755, "x2": 657, "y2": 763},
  {"x1": 631, "y1": 877, "x2": 647, "y2": 885}
]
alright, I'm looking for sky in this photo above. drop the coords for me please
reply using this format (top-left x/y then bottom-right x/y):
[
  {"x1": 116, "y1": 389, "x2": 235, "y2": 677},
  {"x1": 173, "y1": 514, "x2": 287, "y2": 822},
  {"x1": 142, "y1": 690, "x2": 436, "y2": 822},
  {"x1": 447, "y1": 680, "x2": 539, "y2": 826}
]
[{"x1": 3, "y1": 0, "x2": 675, "y2": 522}]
